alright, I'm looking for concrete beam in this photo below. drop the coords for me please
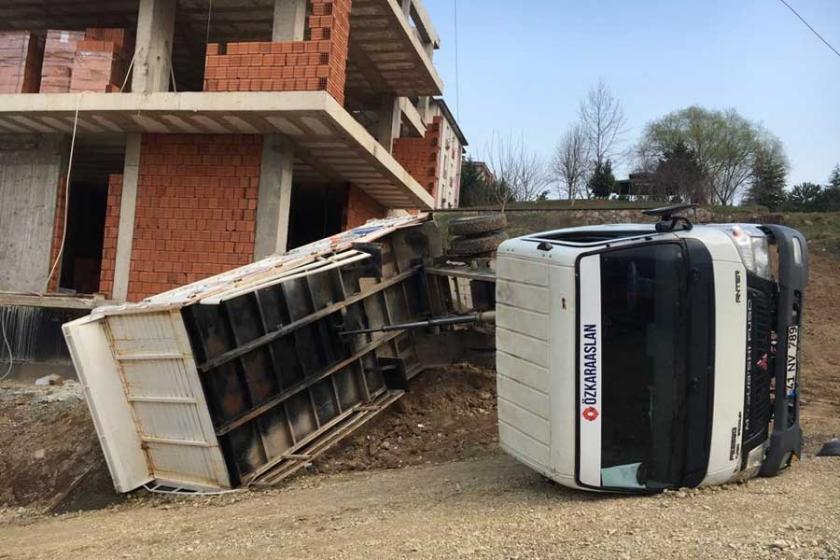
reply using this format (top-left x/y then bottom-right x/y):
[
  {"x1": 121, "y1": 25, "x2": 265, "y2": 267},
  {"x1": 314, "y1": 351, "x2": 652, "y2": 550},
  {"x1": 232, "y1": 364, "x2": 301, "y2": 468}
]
[
  {"x1": 132, "y1": 0, "x2": 176, "y2": 94},
  {"x1": 273, "y1": 0, "x2": 307, "y2": 41},
  {"x1": 376, "y1": 95, "x2": 401, "y2": 152},
  {"x1": 254, "y1": 136, "x2": 294, "y2": 258},
  {"x1": 112, "y1": 134, "x2": 141, "y2": 302},
  {"x1": 399, "y1": 97, "x2": 426, "y2": 137}
]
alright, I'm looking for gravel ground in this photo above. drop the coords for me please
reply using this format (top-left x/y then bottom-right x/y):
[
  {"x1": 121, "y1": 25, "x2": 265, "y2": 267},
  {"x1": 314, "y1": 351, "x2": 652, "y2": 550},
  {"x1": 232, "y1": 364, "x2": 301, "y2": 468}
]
[{"x1": 0, "y1": 452, "x2": 838, "y2": 559}]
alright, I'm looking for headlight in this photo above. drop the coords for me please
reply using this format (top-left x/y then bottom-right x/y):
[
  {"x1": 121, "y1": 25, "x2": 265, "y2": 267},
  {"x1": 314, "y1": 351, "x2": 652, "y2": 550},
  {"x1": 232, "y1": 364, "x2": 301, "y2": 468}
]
[{"x1": 729, "y1": 226, "x2": 772, "y2": 280}]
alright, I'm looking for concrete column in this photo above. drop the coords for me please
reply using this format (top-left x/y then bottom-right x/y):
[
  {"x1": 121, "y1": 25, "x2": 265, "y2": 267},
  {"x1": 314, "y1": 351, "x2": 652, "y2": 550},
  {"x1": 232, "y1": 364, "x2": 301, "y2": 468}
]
[
  {"x1": 254, "y1": 136, "x2": 294, "y2": 258},
  {"x1": 376, "y1": 96, "x2": 402, "y2": 152},
  {"x1": 112, "y1": 134, "x2": 141, "y2": 301},
  {"x1": 132, "y1": 0, "x2": 177, "y2": 93},
  {"x1": 273, "y1": 0, "x2": 307, "y2": 41}
]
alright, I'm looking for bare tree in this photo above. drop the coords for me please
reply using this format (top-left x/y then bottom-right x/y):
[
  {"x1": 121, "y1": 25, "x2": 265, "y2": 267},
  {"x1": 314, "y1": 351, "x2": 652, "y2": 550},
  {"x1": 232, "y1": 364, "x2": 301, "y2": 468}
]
[
  {"x1": 484, "y1": 132, "x2": 550, "y2": 210},
  {"x1": 579, "y1": 80, "x2": 627, "y2": 168},
  {"x1": 551, "y1": 124, "x2": 589, "y2": 200}
]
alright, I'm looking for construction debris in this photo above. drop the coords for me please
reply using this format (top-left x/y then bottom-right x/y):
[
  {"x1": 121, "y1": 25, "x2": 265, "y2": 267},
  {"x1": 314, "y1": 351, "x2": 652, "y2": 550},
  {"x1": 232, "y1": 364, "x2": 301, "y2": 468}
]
[{"x1": 34, "y1": 374, "x2": 64, "y2": 386}]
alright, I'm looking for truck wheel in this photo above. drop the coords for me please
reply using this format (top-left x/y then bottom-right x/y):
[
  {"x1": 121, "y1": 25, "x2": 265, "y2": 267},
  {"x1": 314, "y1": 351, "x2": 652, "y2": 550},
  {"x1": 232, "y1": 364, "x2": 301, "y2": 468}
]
[
  {"x1": 448, "y1": 213, "x2": 507, "y2": 237},
  {"x1": 449, "y1": 231, "x2": 508, "y2": 256}
]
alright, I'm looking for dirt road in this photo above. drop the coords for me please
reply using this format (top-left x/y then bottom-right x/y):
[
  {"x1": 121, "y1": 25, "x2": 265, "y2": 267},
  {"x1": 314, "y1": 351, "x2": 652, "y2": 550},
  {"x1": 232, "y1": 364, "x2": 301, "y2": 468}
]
[{"x1": 1, "y1": 451, "x2": 839, "y2": 559}]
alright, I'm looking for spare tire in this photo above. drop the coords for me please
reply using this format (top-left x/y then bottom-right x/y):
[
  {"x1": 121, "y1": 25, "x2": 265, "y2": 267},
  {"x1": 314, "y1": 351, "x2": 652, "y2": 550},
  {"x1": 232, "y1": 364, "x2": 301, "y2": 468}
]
[
  {"x1": 449, "y1": 213, "x2": 507, "y2": 237},
  {"x1": 449, "y1": 231, "x2": 509, "y2": 256}
]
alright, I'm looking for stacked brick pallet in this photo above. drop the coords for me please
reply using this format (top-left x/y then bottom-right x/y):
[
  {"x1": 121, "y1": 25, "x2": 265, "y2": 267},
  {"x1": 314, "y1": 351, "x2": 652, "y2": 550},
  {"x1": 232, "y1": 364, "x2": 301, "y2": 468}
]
[
  {"x1": 0, "y1": 31, "x2": 43, "y2": 93},
  {"x1": 40, "y1": 30, "x2": 85, "y2": 93},
  {"x1": 204, "y1": 0, "x2": 351, "y2": 104},
  {"x1": 392, "y1": 116, "x2": 443, "y2": 195},
  {"x1": 70, "y1": 28, "x2": 134, "y2": 93},
  {"x1": 122, "y1": 134, "x2": 262, "y2": 301}
]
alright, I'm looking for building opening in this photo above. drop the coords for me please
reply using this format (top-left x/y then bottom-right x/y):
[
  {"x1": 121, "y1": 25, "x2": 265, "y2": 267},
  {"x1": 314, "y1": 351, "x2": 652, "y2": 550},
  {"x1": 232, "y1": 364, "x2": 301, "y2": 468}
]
[
  {"x1": 287, "y1": 183, "x2": 347, "y2": 250},
  {"x1": 57, "y1": 137, "x2": 125, "y2": 295}
]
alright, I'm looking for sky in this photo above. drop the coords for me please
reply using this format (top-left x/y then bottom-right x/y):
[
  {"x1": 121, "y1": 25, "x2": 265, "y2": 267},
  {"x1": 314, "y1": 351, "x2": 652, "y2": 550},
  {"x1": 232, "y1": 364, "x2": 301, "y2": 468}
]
[{"x1": 423, "y1": 0, "x2": 840, "y2": 187}]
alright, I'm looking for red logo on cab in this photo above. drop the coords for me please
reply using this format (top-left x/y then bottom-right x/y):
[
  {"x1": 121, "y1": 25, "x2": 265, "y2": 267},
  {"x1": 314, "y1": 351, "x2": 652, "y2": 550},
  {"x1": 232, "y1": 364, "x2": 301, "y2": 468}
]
[{"x1": 582, "y1": 406, "x2": 599, "y2": 422}]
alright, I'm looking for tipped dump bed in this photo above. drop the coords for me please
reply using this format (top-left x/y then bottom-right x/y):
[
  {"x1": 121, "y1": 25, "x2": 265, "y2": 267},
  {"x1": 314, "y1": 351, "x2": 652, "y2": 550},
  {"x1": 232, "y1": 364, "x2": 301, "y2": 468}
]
[{"x1": 64, "y1": 215, "x2": 450, "y2": 492}]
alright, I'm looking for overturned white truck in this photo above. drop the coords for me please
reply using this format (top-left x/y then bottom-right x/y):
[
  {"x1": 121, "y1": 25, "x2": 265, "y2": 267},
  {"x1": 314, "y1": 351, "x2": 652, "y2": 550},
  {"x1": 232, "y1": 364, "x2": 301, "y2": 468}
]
[
  {"x1": 495, "y1": 206, "x2": 808, "y2": 493},
  {"x1": 65, "y1": 207, "x2": 808, "y2": 495}
]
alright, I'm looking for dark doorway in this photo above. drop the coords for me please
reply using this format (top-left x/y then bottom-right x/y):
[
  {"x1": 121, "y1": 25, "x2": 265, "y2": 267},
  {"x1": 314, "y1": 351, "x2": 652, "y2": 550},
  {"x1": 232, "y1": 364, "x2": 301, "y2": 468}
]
[
  {"x1": 58, "y1": 182, "x2": 108, "y2": 294},
  {"x1": 287, "y1": 184, "x2": 347, "y2": 249}
]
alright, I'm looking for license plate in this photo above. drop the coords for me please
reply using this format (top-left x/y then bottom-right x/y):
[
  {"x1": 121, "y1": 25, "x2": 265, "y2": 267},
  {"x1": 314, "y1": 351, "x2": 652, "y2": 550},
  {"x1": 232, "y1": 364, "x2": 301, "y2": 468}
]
[{"x1": 785, "y1": 326, "x2": 799, "y2": 397}]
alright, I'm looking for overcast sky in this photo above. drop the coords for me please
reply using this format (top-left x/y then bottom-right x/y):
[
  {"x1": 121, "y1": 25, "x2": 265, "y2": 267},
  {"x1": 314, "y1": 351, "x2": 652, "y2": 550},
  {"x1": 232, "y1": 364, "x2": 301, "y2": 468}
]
[{"x1": 424, "y1": 0, "x2": 840, "y2": 187}]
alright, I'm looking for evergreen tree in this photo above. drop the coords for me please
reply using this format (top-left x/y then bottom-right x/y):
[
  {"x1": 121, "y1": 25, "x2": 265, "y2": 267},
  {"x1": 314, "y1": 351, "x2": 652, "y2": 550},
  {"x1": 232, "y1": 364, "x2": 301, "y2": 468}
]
[
  {"x1": 653, "y1": 141, "x2": 705, "y2": 202},
  {"x1": 588, "y1": 159, "x2": 616, "y2": 198},
  {"x1": 746, "y1": 143, "x2": 788, "y2": 210},
  {"x1": 820, "y1": 165, "x2": 840, "y2": 211},
  {"x1": 786, "y1": 182, "x2": 823, "y2": 211},
  {"x1": 459, "y1": 159, "x2": 494, "y2": 207}
]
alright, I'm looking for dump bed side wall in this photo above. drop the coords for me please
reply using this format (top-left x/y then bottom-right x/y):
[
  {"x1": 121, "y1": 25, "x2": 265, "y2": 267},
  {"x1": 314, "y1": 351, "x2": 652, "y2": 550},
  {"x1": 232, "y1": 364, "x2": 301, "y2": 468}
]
[{"x1": 62, "y1": 316, "x2": 151, "y2": 493}]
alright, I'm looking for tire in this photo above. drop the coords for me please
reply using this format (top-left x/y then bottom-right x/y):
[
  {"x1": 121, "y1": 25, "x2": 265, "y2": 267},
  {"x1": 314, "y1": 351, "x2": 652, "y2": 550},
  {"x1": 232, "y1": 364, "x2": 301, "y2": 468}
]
[
  {"x1": 448, "y1": 213, "x2": 507, "y2": 237},
  {"x1": 449, "y1": 231, "x2": 508, "y2": 256}
]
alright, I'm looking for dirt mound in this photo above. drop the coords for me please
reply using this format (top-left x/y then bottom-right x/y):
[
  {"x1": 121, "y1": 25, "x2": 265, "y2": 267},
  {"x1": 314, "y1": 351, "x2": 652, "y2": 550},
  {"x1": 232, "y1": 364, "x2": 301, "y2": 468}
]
[
  {"x1": 0, "y1": 381, "x2": 118, "y2": 513},
  {"x1": 799, "y1": 250, "x2": 840, "y2": 453},
  {"x1": 314, "y1": 364, "x2": 498, "y2": 474}
]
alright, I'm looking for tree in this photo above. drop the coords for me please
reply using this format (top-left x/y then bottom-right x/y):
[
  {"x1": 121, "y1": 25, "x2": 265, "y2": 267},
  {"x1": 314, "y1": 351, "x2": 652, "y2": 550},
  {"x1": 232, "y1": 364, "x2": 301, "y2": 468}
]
[
  {"x1": 459, "y1": 158, "x2": 496, "y2": 207},
  {"x1": 579, "y1": 80, "x2": 627, "y2": 169},
  {"x1": 484, "y1": 132, "x2": 550, "y2": 210},
  {"x1": 651, "y1": 141, "x2": 706, "y2": 202},
  {"x1": 551, "y1": 124, "x2": 589, "y2": 200},
  {"x1": 820, "y1": 165, "x2": 840, "y2": 211},
  {"x1": 588, "y1": 159, "x2": 616, "y2": 198},
  {"x1": 637, "y1": 106, "x2": 780, "y2": 205},
  {"x1": 745, "y1": 139, "x2": 788, "y2": 210},
  {"x1": 830, "y1": 165, "x2": 840, "y2": 189},
  {"x1": 787, "y1": 182, "x2": 823, "y2": 211}
]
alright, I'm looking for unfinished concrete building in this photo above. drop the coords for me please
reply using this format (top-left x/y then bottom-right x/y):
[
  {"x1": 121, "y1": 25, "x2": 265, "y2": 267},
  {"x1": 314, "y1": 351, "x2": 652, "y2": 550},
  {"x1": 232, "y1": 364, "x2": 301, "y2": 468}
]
[{"x1": 0, "y1": 0, "x2": 466, "y2": 373}]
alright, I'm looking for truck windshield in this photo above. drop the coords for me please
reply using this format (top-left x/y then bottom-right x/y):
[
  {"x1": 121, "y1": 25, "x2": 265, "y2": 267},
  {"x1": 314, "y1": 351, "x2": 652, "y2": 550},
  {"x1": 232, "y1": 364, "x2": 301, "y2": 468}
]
[{"x1": 598, "y1": 244, "x2": 689, "y2": 490}]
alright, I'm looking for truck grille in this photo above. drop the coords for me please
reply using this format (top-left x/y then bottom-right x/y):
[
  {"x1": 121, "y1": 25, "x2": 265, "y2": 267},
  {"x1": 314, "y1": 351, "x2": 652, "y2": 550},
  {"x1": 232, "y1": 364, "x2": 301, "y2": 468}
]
[{"x1": 742, "y1": 275, "x2": 775, "y2": 454}]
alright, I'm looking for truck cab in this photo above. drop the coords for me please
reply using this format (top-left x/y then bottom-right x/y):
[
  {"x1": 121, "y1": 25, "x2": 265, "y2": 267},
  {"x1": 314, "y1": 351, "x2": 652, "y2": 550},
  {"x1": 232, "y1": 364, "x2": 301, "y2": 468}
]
[{"x1": 495, "y1": 212, "x2": 807, "y2": 493}]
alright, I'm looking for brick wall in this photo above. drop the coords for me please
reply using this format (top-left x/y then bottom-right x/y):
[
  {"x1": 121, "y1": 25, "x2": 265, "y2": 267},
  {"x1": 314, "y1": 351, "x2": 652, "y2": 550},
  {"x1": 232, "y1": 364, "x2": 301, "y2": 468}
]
[
  {"x1": 98, "y1": 173, "x2": 123, "y2": 297},
  {"x1": 204, "y1": 0, "x2": 351, "y2": 104},
  {"x1": 345, "y1": 185, "x2": 385, "y2": 229},
  {"x1": 126, "y1": 134, "x2": 261, "y2": 301},
  {"x1": 392, "y1": 116, "x2": 443, "y2": 196},
  {"x1": 46, "y1": 177, "x2": 68, "y2": 292}
]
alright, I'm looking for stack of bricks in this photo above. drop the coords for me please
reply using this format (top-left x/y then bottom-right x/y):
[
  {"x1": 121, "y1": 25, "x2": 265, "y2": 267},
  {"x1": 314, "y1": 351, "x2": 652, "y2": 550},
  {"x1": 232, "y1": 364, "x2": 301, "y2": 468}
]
[
  {"x1": 204, "y1": 0, "x2": 351, "y2": 104},
  {"x1": 0, "y1": 31, "x2": 43, "y2": 94},
  {"x1": 70, "y1": 28, "x2": 134, "y2": 93},
  {"x1": 124, "y1": 134, "x2": 262, "y2": 301},
  {"x1": 40, "y1": 30, "x2": 86, "y2": 93},
  {"x1": 392, "y1": 116, "x2": 443, "y2": 195},
  {"x1": 345, "y1": 186, "x2": 385, "y2": 229},
  {"x1": 98, "y1": 174, "x2": 124, "y2": 298}
]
